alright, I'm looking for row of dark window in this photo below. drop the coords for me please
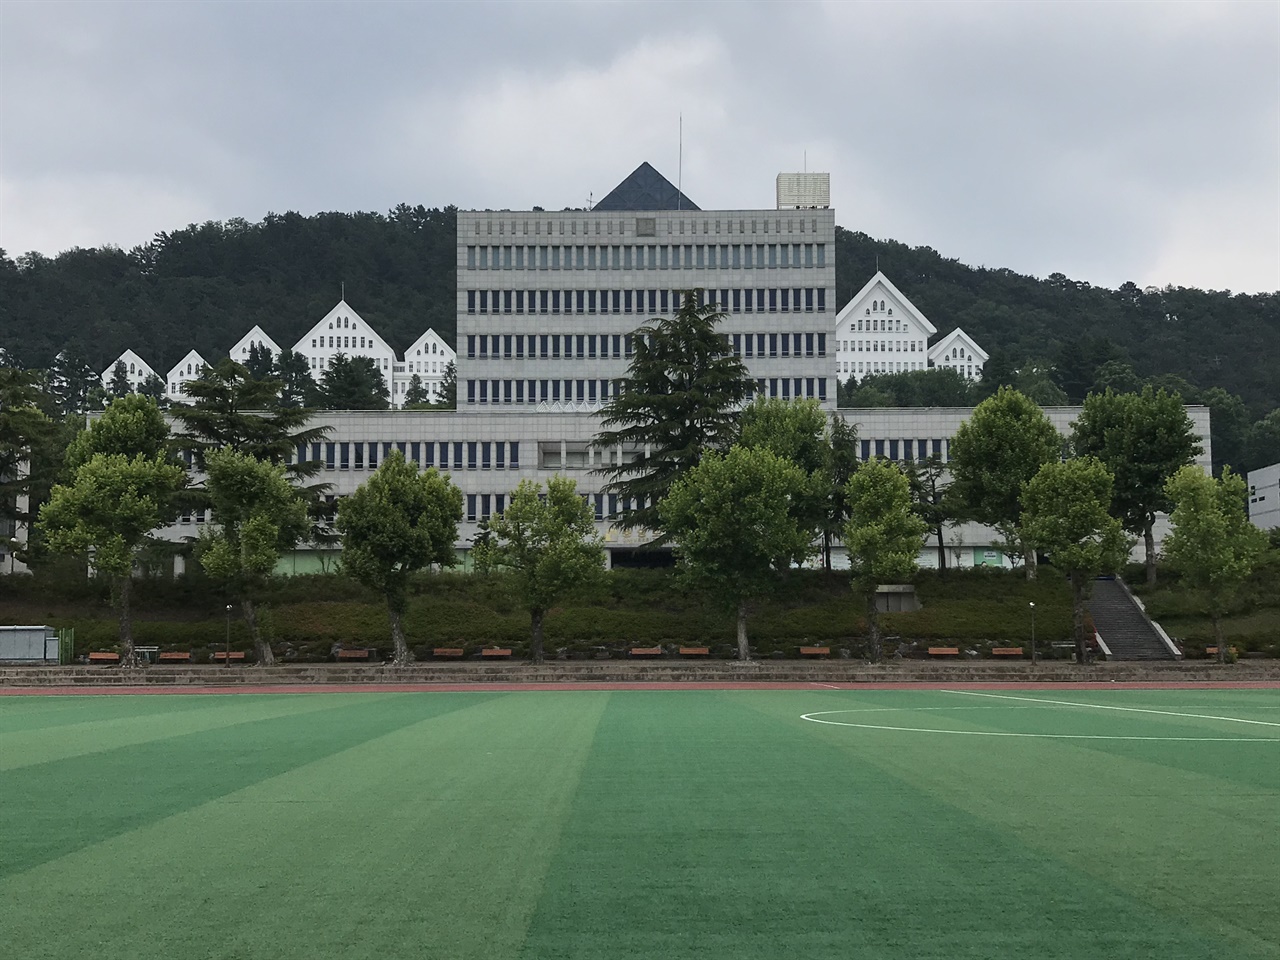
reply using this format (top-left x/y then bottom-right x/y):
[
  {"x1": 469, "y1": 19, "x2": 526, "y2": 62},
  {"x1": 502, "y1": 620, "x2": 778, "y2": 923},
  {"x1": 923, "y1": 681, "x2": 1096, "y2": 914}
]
[
  {"x1": 465, "y1": 491, "x2": 641, "y2": 523},
  {"x1": 464, "y1": 377, "x2": 829, "y2": 405},
  {"x1": 465, "y1": 242, "x2": 827, "y2": 272},
  {"x1": 465, "y1": 287, "x2": 828, "y2": 315},
  {"x1": 294, "y1": 441, "x2": 521, "y2": 472},
  {"x1": 465, "y1": 331, "x2": 828, "y2": 361}
]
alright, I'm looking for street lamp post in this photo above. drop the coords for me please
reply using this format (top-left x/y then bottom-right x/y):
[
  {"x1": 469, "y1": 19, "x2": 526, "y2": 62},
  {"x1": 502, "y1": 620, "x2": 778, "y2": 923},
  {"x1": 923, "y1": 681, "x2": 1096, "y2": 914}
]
[
  {"x1": 1029, "y1": 601, "x2": 1037, "y2": 663},
  {"x1": 224, "y1": 604, "x2": 233, "y2": 668}
]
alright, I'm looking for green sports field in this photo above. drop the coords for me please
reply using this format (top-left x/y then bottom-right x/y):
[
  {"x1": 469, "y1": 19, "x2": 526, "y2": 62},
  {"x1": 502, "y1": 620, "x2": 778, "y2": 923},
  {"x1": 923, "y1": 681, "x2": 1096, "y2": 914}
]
[{"x1": 2, "y1": 687, "x2": 1278, "y2": 959}]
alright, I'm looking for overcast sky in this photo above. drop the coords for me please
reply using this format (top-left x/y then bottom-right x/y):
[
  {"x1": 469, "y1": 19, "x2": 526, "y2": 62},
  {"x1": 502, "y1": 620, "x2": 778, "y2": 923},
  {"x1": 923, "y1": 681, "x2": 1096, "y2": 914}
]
[{"x1": 2, "y1": 0, "x2": 1277, "y2": 293}]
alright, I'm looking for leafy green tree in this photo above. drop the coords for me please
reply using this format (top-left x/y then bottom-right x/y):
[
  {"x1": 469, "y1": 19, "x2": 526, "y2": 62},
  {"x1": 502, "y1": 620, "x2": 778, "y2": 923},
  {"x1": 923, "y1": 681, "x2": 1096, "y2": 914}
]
[
  {"x1": 198, "y1": 448, "x2": 311, "y2": 665},
  {"x1": 336, "y1": 453, "x2": 462, "y2": 664},
  {"x1": 171, "y1": 358, "x2": 327, "y2": 480},
  {"x1": 821, "y1": 415, "x2": 860, "y2": 570},
  {"x1": 659, "y1": 445, "x2": 812, "y2": 660},
  {"x1": 320, "y1": 354, "x2": 390, "y2": 410},
  {"x1": 839, "y1": 381, "x2": 895, "y2": 408},
  {"x1": 1071, "y1": 387, "x2": 1201, "y2": 583},
  {"x1": 738, "y1": 396, "x2": 829, "y2": 545},
  {"x1": 1164, "y1": 465, "x2": 1268, "y2": 662},
  {"x1": 437, "y1": 360, "x2": 457, "y2": 408},
  {"x1": 47, "y1": 349, "x2": 99, "y2": 416},
  {"x1": 1015, "y1": 364, "x2": 1069, "y2": 406},
  {"x1": 948, "y1": 386, "x2": 1062, "y2": 579},
  {"x1": 66, "y1": 393, "x2": 172, "y2": 472},
  {"x1": 274, "y1": 348, "x2": 322, "y2": 409},
  {"x1": 245, "y1": 343, "x2": 275, "y2": 381},
  {"x1": 1245, "y1": 409, "x2": 1280, "y2": 472},
  {"x1": 0, "y1": 369, "x2": 58, "y2": 558},
  {"x1": 1022, "y1": 457, "x2": 1131, "y2": 662},
  {"x1": 108, "y1": 362, "x2": 132, "y2": 398},
  {"x1": 39, "y1": 453, "x2": 186, "y2": 663},
  {"x1": 978, "y1": 349, "x2": 1018, "y2": 397},
  {"x1": 476, "y1": 476, "x2": 604, "y2": 662},
  {"x1": 138, "y1": 373, "x2": 167, "y2": 406},
  {"x1": 843, "y1": 459, "x2": 928, "y2": 661},
  {"x1": 403, "y1": 374, "x2": 430, "y2": 406},
  {"x1": 905, "y1": 455, "x2": 951, "y2": 571},
  {"x1": 595, "y1": 294, "x2": 754, "y2": 536},
  {"x1": 1091, "y1": 360, "x2": 1143, "y2": 395},
  {"x1": 1200, "y1": 386, "x2": 1250, "y2": 476}
]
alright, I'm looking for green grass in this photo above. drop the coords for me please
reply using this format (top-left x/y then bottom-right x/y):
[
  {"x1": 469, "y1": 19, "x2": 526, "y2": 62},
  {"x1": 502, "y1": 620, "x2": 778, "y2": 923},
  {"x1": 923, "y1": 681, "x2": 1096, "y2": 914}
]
[{"x1": 2, "y1": 689, "x2": 1278, "y2": 959}]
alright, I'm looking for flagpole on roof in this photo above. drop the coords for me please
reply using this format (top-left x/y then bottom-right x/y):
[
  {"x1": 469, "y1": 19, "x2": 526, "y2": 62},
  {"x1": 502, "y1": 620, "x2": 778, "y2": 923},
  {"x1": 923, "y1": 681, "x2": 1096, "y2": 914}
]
[{"x1": 678, "y1": 113, "x2": 682, "y2": 211}]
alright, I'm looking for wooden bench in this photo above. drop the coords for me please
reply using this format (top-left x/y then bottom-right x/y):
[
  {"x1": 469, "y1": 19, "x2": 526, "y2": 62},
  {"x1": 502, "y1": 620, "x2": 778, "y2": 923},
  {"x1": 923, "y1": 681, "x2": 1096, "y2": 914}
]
[
  {"x1": 211, "y1": 651, "x2": 247, "y2": 663},
  {"x1": 1205, "y1": 646, "x2": 1238, "y2": 656},
  {"x1": 991, "y1": 647, "x2": 1024, "y2": 657},
  {"x1": 480, "y1": 648, "x2": 512, "y2": 658},
  {"x1": 432, "y1": 647, "x2": 465, "y2": 658},
  {"x1": 928, "y1": 647, "x2": 960, "y2": 657},
  {"x1": 157, "y1": 651, "x2": 192, "y2": 662},
  {"x1": 630, "y1": 646, "x2": 663, "y2": 657},
  {"x1": 799, "y1": 646, "x2": 830, "y2": 657},
  {"x1": 336, "y1": 649, "x2": 371, "y2": 661},
  {"x1": 679, "y1": 646, "x2": 710, "y2": 656},
  {"x1": 88, "y1": 652, "x2": 120, "y2": 664}
]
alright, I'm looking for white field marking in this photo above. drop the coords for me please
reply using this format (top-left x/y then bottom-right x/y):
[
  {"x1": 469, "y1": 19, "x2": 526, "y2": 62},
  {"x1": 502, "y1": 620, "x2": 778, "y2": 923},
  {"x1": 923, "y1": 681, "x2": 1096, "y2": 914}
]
[
  {"x1": 812, "y1": 683, "x2": 844, "y2": 689},
  {"x1": 800, "y1": 711, "x2": 1280, "y2": 741},
  {"x1": 940, "y1": 690, "x2": 1280, "y2": 727}
]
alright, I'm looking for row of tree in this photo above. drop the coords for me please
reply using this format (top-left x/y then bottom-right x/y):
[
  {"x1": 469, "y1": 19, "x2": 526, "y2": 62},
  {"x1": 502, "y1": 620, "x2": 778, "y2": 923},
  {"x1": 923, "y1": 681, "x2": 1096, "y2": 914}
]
[{"x1": 7, "y1": 296, "x2": 1271, "y2": 666}]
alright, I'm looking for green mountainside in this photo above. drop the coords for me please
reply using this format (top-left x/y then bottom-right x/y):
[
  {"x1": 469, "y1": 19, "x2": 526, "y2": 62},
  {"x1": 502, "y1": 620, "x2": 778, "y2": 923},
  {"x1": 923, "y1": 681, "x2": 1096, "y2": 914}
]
[{"x1": 1, "y1": 207, "x2": 1277, "y2": 417}]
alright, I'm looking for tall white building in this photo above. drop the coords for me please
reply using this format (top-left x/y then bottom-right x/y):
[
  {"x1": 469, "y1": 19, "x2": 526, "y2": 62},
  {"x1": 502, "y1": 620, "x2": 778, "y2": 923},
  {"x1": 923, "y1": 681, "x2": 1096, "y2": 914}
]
[{"x1": 1248, "y1": 463, "x2": 1280, "y2": 532}]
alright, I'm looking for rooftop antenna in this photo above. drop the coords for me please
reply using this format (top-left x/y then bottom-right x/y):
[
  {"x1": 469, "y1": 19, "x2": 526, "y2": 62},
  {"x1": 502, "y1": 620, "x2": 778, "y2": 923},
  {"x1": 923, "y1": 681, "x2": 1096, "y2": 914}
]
[
  {"x1": 587, "y1": 191, "x2": 593, "y2": 211},
  {"x1": 677, "y1": 113, "x2": 683, "y2": 211},
  {"x1": 341, "y1": 281, "x2": 345, "y2": 302},
  {"x1": 804, "y1": 149, "x2": 807, "y2": 174}
]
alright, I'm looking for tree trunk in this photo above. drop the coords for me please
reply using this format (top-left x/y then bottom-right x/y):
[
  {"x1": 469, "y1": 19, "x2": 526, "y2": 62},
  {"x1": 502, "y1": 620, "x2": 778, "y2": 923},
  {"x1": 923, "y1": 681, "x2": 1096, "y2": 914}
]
[
  {"x1": 822, "y1": 531, "x2": 832, "y2": 572},
  {"x1": 1071, "y1": 572, "x2": 1087, "y2": 664},
  {"x1": 1144, "y1": 521, "x2": 1157, "y2": 586},
  {"x1": 1024, "y1": 538, "x2": 1039, "y2": 581},
  {"x1": 116, "y1": 574, "x2": 136, "y2": 666},
  {"x1": 866, "y1": 592, "x2": 882, "y2": 662},
  {"x1": 736, "y1": 603, "x2": 749, "y2": 661},
  {"x1": 388, "y1": 604, "x2": 409, "y2": 666},
  {"x1": 1213, "y1": 614, "x2": 1226, "y2": 664},
  {"x1": 242, "y1": 597, "x2": 274, "y2": 665},
  {"x1": 531, "y1": 608, "x2": 545, "y2": 663},
  {"x1": 936, "y1": 524, "x2": 947, "y2": 573}
]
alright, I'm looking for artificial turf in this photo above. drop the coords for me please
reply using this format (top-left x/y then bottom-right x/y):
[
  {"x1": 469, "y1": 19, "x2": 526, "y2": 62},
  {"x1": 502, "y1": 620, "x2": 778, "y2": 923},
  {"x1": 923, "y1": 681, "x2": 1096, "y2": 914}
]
[{"x1": 1, "y1": 688, "x2": 1277, "y2": 959}]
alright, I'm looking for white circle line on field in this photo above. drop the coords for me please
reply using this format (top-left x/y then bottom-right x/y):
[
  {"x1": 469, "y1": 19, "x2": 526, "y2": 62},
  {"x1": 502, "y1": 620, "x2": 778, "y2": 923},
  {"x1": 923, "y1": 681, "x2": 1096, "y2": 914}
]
[{"x1": 799, "y1": 711, "x2": 1280, "y2": 742}]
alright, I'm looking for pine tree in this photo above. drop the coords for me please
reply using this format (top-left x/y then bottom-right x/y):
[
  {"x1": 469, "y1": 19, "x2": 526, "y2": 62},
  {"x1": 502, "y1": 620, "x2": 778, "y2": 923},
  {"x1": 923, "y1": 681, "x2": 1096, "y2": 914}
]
[
  {"x1": 594, "y1": 294, "x2": 754, "y2": 536},
  {"x1": 108, "y1": 362, "x2": 132, "y2": 398}
]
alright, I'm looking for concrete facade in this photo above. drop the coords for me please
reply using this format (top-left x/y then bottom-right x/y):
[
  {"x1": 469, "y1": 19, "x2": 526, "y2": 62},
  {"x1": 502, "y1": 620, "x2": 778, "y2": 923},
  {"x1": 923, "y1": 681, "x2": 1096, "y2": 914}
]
[{"x1": 1248, "y1": 462, "x2": 1280, "y2": 532}]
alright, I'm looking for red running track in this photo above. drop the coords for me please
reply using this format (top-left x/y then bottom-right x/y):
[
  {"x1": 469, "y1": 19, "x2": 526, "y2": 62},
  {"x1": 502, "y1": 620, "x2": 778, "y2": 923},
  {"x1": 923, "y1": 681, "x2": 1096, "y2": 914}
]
[{"x1": 2, "y1": 680, "x2": 1278, "y2": 696}]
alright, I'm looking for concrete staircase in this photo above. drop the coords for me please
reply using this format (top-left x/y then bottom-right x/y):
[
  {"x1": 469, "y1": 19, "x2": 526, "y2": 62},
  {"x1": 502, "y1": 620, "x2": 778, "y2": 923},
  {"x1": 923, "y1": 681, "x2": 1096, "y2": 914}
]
[{"x1": 1088, "y1": 577, "x2": 1178, "y2": 660}]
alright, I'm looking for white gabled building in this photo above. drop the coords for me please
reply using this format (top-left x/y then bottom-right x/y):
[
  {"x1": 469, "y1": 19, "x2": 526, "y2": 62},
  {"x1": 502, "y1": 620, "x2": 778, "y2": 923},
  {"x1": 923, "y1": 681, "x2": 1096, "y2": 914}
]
[
  {"x1": 393, "y1": 328, "x2": 455, "y2": 404},
  {"x1": 228, "y1": 325, "x2": 281, "y2": 365},
  {"x1": 165, "y1": 350, "x2": 209, "y2": 402},
  {"x1": 291, "y1": 300, "x2": 397, "y2": 390},
  {"x1": 100, "y1": 349, "x2": 156, "y2": 393},
  {"x1": 928, "y1": 327, "x2": 988, "y2": 381},
  {"x1": 834, "y1": 271, "x2": 936, "y2": 382}
]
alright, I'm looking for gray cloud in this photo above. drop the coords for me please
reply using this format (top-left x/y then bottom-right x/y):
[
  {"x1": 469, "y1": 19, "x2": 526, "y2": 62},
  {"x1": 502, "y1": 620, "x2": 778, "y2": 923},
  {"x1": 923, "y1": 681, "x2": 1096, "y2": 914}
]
[{"x1": 2, "y1": 0, "x2": 1275, "y2": 292}]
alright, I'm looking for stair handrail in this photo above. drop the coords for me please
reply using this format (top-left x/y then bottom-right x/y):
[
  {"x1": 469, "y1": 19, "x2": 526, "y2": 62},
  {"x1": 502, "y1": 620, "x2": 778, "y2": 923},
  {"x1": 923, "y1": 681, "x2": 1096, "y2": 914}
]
[{"x1": 1115, "y1": 577, "x2": 1183, "y2": 659}]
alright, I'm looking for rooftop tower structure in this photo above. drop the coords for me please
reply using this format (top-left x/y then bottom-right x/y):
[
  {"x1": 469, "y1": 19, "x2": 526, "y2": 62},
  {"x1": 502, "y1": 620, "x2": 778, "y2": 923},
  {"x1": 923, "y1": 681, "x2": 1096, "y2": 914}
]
[{"x1": 776, "y1": 173, "x2": 830, "y2": 210}]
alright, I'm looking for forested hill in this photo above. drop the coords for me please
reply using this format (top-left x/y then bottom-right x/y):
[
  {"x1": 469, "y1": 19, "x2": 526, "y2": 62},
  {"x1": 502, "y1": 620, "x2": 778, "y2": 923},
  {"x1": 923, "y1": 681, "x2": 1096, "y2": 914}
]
[{"x1": 1, "y1": 207, "x2": 1277, "y2": 415}]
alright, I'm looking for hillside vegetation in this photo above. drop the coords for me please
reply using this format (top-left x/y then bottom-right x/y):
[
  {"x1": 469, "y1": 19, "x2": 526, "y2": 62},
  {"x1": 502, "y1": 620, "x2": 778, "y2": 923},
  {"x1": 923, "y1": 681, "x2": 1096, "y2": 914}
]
[{"x1": 2, "y1": 208, "x2": 1277, "y2": 418}]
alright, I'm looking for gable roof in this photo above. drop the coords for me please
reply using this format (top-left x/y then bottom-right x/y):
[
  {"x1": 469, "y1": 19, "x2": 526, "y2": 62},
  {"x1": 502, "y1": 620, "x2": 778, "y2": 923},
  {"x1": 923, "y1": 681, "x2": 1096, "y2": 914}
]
[
  {"x1": 292, "y1": 300, "x2": 397, "y2": 356},
  {"x1": 100, "y1": 349, "x2": 155, "y2": 381},
  {"x1": 404, "y1": 328, "x2": 455, "y2": 357},
  {"x1": 229, "y1": 325, "x2": 281, "y2": 361},
  {"x1": 167, "y1": 350, "x2": 208, "y2": 379},
  {"x1": 928, "y1": 327, "x2": 989, "y2": 363},
  {"x1": 834, "y1": 270, "x2": 937, "y2": 336},
  {"x1": 592, "y1": 162, "x2": 700, "y2": 212}
]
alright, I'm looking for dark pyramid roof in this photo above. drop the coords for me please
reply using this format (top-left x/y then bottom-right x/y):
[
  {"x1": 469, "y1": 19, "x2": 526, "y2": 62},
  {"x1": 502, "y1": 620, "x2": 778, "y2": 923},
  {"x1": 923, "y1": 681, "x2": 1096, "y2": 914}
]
[{"x1": 592, "y1": 162, "x2": 700, "y2": 212}]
